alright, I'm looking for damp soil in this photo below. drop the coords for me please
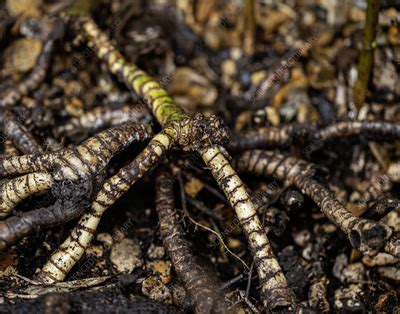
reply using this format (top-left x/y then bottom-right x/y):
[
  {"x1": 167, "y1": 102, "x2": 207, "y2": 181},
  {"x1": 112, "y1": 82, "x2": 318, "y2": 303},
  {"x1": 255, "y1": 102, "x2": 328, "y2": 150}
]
[{"x1": 0, "y1": 0, "x2": 399, "y2": 313}]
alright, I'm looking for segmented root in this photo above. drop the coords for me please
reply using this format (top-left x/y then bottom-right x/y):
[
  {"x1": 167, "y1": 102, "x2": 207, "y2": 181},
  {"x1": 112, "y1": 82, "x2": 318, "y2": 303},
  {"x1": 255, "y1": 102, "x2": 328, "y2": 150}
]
[
  {"x1": 235, "y1": 150, "x2": 392, "y2": 256},
  {"x1": 38, "y1": 131, "x2": 173, "y2": 283},
  {"x1": 51, "y1": 123, "x2": 152, "y2": 181},
  {"x1": 55, "y1": 105, "x2": 153, "y2": 139},
  {"x1": 78, "y1": 17, "x2": 187, "y2": 125},
  {"x1": 0, "y1": 123, "x2": 152, "y2": 248},
  {"x1": 200, "y1": 146, "x2": 295, "y2": 310},
  {"x1": 68, "y1": 17, "x2": 291, "y2": 310},
  {"x1": 156, "y1": 171, "x2": 227, "y2": 313},
  {"x1": 79, "y1": 18, "x2": 230, "y2": 148},
  {"x1": 0, "y1": 178, "x2": 91, "y2": 252},
  {"x1": 228, "y1": 120, "x2": 400, "y2": 153},
  {"x1": 314, "y1": 121, "x2": 400, "y2": 143},
  {"x1": 0, "y1": 110, "x2": 43, "y2": 154},
  {"x1": 0, "y1": 172, "x2": 53, "y2": 218},
  {"x1": 228, "y1": 123, "x2": 314, "y2": 151},
  {"x1": 228, "y1": 126, "x2": 293, "y2": 151},
  {"x1": 0, "y1": 123, "x2": 152, "y2": 178},
  {"x1": 0, "y1": 41, "x2": 54, "y2": 108},
  {"x1": 0, "y1": 152, "x2": 58, "y2": 177}
]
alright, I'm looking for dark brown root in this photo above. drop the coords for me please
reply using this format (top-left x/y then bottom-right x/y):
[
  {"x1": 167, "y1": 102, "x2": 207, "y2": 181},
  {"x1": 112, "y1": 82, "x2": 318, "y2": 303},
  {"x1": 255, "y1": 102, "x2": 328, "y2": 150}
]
[
  {"x1": 155, "y1": 171, "x2": 227, "y2": 313},
  {"x1": 0, "y1": 110, "x2": 43, "y2": 154},
  {"x1": 0, "y1": 41, "x2": 54, "y2": 108},
  {"x1": 314, "y1": 121, "x2": 400, "y2": 143},
  {"x1": 0, "y1": 178, "x2": 92, "y2": 252},
  {"x1": 228, "y1": 123, "x2": 314, "y2": 152}
]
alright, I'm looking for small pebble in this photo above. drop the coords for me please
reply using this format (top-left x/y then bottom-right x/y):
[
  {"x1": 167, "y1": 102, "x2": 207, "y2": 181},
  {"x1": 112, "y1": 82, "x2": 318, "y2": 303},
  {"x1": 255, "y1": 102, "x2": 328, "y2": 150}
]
[
  {"x1": 97, "y1": 233, "x2": 113, "y2": 249},
  {"x1": 6, "y1": 0, "x2": 41, "y2": 17},
  {"x1": 362, "y1": 253, "x2": 399, "y2": 267},
  {"x1": 222, "y1": 59, "x2": 236, "y2": 77},
  {"x1": 147, "y1": 260, "x2": 172, "y2": 284},
  {"x1": 301, "y1": 244, "x2": 313, "y2": 261},
  {"x1": 227, "y1": 237, "x2": 241, "y2": 250},
  {"x1": 333, "y1": 253, "x2": 348, "y2": 281},
  {"x1": 378, "y1": 266, "x2": 400, "y2": 282},
  {"x1": 2, "y1": 39, "x2": 42, "y2": 74},
  {"x1": 341, "y1": 263, "x2": 366, "y2": 283},
  {"x1": 110, "y1": 238, "x2": 143, "y2": 273},
  {"x1": 147, "y1": 244, "x2": 165, "y2": 260},
  {"x1": 184, "y1": 177, "x2": 204, "y2": 198},
  {"x1": 86, "y1": 244, "x2": 103, "y2": 257},
  {"x1": 334, "y1": 284, "x2": 364, "y2": 311},
  {"x1": 142, "y1": 276, "x2": 172, "y2": 304},
  {"x1": 293, "y1": 229, "x2": 311, "y2": 247}
]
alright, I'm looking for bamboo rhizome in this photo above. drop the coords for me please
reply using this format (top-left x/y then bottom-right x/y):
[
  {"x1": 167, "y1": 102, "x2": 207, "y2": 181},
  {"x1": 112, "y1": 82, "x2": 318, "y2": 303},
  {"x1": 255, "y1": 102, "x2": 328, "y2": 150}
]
[
  {"x1": 235, "y1": 150, "x2": 395, "y2": 257},
  {"x1": 38, "y1": 13, "x2": 295, "y2": 310},
  {"x1": 0, "y1": 123, "x2": 152, "y2": 250}
]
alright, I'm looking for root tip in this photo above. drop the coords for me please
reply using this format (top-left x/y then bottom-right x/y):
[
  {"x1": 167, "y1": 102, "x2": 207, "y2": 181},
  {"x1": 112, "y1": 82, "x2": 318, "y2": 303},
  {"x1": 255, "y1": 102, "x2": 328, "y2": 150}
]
[{"x1": 349, "y1": 221, "x2": 392, "y2": 256}]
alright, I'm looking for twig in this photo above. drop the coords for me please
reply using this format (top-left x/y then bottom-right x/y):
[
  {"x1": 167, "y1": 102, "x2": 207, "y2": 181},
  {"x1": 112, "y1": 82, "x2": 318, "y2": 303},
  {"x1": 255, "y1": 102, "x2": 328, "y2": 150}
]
[
  {"x1": 219, "y1": 274, "x2": 244, "y2": 291},
  {"x1": 191, "y1": 211, "x2": 249, "y2": 271},
  {"x1": 243, "y1": 0, "x2": 255, "y2": 55},
  {"x1": 187, "y1": 197, "x2": 223, "y2": 222},
  {"x1": 353, "y1": 0, "x2": 380, "y2": 108}
]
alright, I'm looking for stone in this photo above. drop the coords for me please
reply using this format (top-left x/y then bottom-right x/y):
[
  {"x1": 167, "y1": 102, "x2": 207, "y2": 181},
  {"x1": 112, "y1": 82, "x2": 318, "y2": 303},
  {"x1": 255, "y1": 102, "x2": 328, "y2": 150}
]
[{"x1": 110, "y1": 238, "x2": 143, "y2": 273}]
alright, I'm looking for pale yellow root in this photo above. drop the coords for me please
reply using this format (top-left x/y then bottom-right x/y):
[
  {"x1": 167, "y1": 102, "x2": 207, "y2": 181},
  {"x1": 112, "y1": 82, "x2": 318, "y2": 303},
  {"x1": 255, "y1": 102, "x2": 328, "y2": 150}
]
[
  {"x1": 0, "y1": 172, "x2": 53, "y2": 218},
  {"x1": 200, "y1": 146, "x2": 294, "y2": 310},
  {"x1": 38, "y1": 131, "x2": 173, "y2": 283}
]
